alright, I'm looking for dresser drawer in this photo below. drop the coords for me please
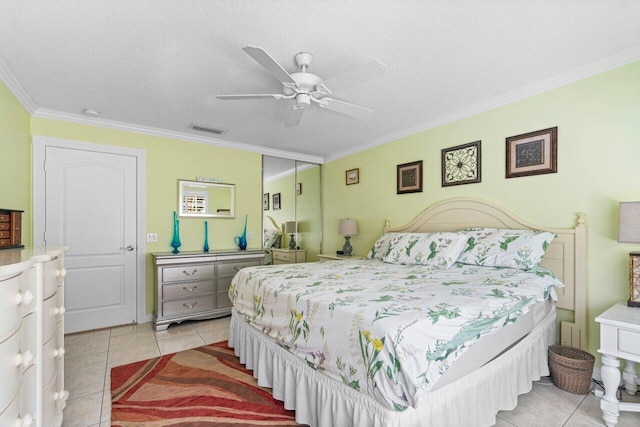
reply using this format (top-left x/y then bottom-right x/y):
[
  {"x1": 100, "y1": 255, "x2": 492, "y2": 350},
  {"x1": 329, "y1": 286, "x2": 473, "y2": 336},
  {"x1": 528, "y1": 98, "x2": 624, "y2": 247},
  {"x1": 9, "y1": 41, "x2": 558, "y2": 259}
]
[
  {"x1": 0, "y1": 330, "x2": 22, "y2": 411},
  {"x1": 218, "y1": 260, "x2": 261, "y2": 278},
  {"x1": 0, "y1": 213, "x2": 10, "y2": 222},
  {"x1": 162, "y1": 264, "x2": 215, "y2": 283},
  {"x1": 162, "y1": 280, "x2": 215, "y2": 300},
  {"x1": 0, "y1": 273, "x2": 24, "y2": 339},
  {"x1": 162, "y1": 296, "x2": 216, "y2": 318},
  {"x1": 0, "y1": 222, "x2": 9, "y2": 231},
  {"x1": 43, "y1": 257, "x2": 64, "y2": 298},
  {"x1": 0, "y1": 230, "x2": 10, "y2": 238},
  {"x1": 619, "y1": 328, "x2": 640, "y2": 356},
  {"x1": 273, "y1": 251, "x2": 295, "y2": 263}
]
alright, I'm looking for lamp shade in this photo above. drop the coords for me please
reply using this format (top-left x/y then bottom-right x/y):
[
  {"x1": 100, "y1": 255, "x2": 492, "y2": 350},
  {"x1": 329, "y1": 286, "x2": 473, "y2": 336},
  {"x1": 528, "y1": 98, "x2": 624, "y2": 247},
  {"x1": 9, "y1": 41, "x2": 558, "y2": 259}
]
[
  {"x1": 619, "y1": 202, "x2": 640, "y2": 243},
  {"x1": 284, "y1": 221, "x2": 296, "y2": 234},
  {"x1": 339, "y1": 218, "x2": 358, "y2": 236}
]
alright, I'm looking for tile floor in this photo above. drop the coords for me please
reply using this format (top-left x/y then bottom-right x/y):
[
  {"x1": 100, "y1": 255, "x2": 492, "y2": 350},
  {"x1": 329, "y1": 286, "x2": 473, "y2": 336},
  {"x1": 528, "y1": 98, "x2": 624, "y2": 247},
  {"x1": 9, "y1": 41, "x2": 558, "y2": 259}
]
[{"x1": 62, "y1": 316, "x2": 640, "y2": 427}]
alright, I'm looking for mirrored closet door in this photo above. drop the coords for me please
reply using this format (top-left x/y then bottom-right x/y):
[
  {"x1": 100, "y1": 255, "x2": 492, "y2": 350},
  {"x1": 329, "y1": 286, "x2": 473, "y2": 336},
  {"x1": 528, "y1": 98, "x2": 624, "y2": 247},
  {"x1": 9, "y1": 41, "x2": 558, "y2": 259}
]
[{"x1": 262, "y1": 156, "x2": 322, "y2": 263}]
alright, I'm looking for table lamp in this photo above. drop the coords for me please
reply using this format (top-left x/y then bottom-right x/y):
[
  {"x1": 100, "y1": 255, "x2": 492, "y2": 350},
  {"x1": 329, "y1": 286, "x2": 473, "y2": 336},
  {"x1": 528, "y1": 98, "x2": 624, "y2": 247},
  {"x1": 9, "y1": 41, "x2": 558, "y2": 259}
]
[
  {"x1": 339, "y1": 218, "x2": 358, "y2": 256},
  {"x1": 284, "y1": 221, "x2": 297, "y2": 249},
  {"x1": 618, "y1": 201, "x2": 640, "y2": 307}
]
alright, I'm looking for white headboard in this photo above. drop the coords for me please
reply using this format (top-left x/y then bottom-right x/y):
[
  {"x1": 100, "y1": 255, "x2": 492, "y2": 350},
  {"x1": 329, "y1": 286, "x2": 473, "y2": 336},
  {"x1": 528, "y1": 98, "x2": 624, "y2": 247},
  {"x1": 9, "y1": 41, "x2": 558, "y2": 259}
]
[
  {"x1": 264, "y1": 215, "x2": 281, "y2": 232},
  {"x1": 383, "y1": 198, "x2": 587, "y2": 350}
]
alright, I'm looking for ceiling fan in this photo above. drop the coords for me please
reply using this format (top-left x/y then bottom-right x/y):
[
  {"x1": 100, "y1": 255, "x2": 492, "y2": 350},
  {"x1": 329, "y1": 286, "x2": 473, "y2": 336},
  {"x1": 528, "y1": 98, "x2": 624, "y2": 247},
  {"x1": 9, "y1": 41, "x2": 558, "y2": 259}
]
[{"x1": 217, "y1": 45, "x2": 386, "y2": 127}]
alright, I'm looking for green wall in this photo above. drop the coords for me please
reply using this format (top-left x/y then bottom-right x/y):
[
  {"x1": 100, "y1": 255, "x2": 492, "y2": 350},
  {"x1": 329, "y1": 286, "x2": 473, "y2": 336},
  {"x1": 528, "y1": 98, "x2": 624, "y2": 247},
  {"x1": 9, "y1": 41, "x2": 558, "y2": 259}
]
[
  {"x1": 30, "y1": 118, "x2": 263, "y2": 314},
  {"x1": 322, "y1": 60, "x2": 640, "y2": 357},
  {"x1": 0, "y1": 81, "x2": 32, "y2": 245}
]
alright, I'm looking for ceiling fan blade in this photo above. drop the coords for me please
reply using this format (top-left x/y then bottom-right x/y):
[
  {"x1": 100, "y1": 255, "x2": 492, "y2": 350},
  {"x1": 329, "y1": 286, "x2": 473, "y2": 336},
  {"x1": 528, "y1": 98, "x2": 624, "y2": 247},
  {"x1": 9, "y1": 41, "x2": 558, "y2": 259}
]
[
  {"x1": 285, "y1": 106, "x2": 305, "y2": 127},
  {"x1": 319, "y1": 98, "x2": 372, "y2": 120},
  {"x1": 216, "y1": 94, "x2": 284, "y2": 100},
  {"x1": 242, "y1": 45, "x2": 297, "y2": 85},
  {"x1": 318, "y1": 60, "x2": 386, "y2": 93}
]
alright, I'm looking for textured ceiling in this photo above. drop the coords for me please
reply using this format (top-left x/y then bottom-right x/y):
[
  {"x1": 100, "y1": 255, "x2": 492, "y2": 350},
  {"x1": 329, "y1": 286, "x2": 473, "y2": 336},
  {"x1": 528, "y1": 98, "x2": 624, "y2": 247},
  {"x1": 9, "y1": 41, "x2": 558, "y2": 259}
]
[{"x1": 1, "y1": 1, "x2": 640, "y2": 163}]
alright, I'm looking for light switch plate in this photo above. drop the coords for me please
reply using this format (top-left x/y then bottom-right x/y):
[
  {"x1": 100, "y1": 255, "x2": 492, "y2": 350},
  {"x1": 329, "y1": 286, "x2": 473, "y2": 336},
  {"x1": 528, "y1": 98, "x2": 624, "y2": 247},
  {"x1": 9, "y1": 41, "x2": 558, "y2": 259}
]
[{"x1": 146, "y1": 233, "x2": 158, "y2": 243}]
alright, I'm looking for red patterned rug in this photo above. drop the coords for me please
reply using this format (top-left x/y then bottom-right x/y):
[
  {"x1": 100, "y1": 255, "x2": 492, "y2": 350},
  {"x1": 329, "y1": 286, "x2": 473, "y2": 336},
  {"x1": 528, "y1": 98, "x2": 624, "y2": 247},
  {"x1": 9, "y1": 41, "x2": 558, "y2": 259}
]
[{"x1": 111, "y1": 341, "x2": 303, "y2": 426}]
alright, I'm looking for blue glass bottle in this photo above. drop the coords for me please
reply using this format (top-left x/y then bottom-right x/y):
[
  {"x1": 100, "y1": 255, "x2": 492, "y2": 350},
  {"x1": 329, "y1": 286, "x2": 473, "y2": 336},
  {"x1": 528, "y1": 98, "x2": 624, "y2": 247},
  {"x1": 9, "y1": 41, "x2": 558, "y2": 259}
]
[
  {"x1": 234, "y1": 215, "x2": 248, "y2": 250},
  {"x1": 171, "y1": 211, "x2": 181, "y2": 254},
  {"x1": 203, "y1": 220, "x2": 209, "y2": 252}
]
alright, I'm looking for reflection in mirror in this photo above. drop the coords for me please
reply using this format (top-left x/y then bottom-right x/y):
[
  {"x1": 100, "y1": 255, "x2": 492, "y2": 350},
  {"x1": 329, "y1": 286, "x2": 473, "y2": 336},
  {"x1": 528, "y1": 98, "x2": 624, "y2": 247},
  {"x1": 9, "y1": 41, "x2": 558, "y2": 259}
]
[
  {"x1": 262, "y1": 156, "x2": 322, "y2": 263},
  {"x1": 178, "y1": 180, "x2": 235, "y2": 218}
]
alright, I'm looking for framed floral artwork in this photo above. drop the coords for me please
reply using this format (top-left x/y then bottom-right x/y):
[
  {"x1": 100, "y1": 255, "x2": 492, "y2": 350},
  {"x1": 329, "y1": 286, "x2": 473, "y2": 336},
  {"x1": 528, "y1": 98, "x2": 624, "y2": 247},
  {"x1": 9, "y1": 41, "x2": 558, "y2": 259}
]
[
  {"x1": 506, "y1": 127, "x2": 557, "y2": 178},
  {"x1": 296, "y1": 182, "x2": 302, "y2": 195},
  {"x1": 263, "y1": 193, "x2": 269, "y2": 211},
  {"x1": 346, "y1": 168, "x2": 359, "y2": 185},
  {"x1": 441, "y1": 141, "x2": 481, "y2": 187},
  {"x1": 273, "y1": 193, "x2": 281, "y2": 210},
  {"x1": 397, "y1": 160, "x2": 423, "y2": 194}
]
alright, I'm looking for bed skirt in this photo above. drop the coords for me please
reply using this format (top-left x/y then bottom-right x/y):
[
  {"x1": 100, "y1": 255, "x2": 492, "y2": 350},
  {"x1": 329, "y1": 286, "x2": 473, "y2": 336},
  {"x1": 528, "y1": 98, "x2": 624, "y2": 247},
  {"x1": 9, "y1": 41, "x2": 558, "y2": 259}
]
[{"x1": 229, "y1": 308, "x2": 556, "y2": 427}]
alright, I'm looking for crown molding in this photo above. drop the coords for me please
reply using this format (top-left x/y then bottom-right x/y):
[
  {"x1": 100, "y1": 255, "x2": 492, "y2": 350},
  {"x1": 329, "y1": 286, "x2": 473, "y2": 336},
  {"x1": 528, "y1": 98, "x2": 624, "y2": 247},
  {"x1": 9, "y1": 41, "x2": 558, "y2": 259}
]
[
  {"x1": 32, "y1": 108, "x2": 324, "y2": 164},
  {"x1": 325, "y1": 47, "x2": 640, "y2": 163},
  {"x1": 0, "y1": 57, "x2": 37, "y2": 113}
]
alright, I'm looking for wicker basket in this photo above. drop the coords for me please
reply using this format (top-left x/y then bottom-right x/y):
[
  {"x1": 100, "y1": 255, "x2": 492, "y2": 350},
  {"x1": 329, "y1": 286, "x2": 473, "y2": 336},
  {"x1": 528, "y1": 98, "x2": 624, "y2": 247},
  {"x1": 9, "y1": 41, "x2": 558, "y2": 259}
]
[{"x1": 548, "y1": 345, "x2": 595, "y2": 394}]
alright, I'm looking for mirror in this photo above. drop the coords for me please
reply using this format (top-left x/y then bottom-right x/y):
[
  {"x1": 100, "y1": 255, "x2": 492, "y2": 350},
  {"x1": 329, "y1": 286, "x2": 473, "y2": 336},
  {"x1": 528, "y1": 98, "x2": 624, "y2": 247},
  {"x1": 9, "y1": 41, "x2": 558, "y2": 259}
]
[{"x1": 178, "y1": 180, "x2": 235, "y2": 218}]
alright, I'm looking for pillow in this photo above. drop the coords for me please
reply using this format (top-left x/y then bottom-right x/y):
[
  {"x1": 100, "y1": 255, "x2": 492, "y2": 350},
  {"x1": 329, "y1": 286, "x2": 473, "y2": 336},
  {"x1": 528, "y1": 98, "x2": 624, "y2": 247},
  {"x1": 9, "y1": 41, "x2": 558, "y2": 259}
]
[
  {"x1": 366, "y1": 233, "x2": 398, "y2": 260},
  {"x1": 382, "y1": 232, "x2": 468, "y2": 269},
  {"x1": 263, "y1": 229, "x2": 281, "y2": 249},
  {"x1": 457, "y1": 228, "x2": 555, "y2": 270}
]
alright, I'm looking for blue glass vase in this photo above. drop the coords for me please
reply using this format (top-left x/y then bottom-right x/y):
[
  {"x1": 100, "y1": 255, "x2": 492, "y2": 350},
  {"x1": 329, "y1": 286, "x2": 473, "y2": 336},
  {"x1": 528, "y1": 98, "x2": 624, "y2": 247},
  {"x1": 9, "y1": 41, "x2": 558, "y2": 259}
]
[
  {"x1": 203, "y1": 221, "x2": 209, "y2": 252},
  {"x1": 234, "y1": 215, "x2": 248, "y2": 250},
  {"x1": 171, "y1": 211, "x2": 181, "y2": 254}
]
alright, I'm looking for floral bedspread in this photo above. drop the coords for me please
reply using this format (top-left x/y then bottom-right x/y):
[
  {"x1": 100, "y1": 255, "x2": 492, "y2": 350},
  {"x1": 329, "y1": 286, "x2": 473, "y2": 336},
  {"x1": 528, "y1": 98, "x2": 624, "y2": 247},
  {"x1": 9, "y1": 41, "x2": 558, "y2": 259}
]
[{"x1": 229, "y1": 259, "x2": 562, "y2": 411}]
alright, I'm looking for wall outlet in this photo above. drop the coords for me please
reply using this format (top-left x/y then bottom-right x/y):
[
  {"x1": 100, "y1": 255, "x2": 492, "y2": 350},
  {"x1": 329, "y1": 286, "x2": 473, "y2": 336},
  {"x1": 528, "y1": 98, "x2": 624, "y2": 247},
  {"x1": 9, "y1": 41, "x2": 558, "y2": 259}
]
[
  {"x1": 247, "y1": 232, "x2": 254, "y2": 240},
  {"x1": 146, "y1": 233, "x2": 158, "y2": 243}
]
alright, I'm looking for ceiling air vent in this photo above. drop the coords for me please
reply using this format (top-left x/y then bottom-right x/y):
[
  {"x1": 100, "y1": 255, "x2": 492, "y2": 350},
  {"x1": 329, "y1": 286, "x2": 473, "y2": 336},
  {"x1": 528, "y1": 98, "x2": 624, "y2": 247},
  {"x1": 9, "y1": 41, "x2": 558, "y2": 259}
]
[{"x1": 190, "y1": 123, "x2": 228, "y2": 135}]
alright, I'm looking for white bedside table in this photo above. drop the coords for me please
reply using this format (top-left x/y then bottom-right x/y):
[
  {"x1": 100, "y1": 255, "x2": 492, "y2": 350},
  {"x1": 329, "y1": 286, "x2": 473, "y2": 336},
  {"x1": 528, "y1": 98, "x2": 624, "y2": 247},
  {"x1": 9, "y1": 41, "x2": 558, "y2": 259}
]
[{"x1": 595, "y1": 303, "x2": 640, "y2": 426}]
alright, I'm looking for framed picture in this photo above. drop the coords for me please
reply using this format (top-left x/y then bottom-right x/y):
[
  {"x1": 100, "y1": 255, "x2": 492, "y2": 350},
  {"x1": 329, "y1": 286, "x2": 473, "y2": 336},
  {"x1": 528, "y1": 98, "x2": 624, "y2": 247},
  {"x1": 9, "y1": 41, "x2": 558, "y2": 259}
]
[
  {"x1": 506, "y1": 127, "x2": 557, "y2": 178},
  {"x1": 296, "y1": 182, "x2": 302, "y2": 195},
  {"x1": 263, "y1": 193, "x2": 269, "y2": 211},
  {"x1": 441, "y1": 141, "x2": 481, "y2": 187},
  {"x1": 345, "y1": 168, "x2": 359, "y2": 185},
  {"x1": 273, "y1": 193, "x2": 281, "y2": 210},
  {"x1": 397, "y1": 160, "x2": 423, "y2": 194}
]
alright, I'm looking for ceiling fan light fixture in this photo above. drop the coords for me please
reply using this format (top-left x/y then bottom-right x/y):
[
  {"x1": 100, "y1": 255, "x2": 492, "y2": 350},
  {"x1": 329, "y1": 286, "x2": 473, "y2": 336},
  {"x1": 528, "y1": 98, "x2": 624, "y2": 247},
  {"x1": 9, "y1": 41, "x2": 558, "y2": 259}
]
[{"x1": 296, "y1": 93, "x2": 311, "y2": 107}]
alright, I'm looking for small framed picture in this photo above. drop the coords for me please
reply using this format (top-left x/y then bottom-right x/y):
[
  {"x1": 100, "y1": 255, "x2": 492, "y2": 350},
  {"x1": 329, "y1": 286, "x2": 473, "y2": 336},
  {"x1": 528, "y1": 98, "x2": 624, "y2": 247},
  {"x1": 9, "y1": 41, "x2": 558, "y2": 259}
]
[
  {"x1": 397, "y1": 160, "x2": 423, "y2": 194},
  {"x1": 273, "y1": 193, "x2": 281, "y2": 210},
  {"x1": 263, "y1": 193, "x2": 269, "y2": 211},
  {"x1": 506, "y1": 127, "x2": 557, "y2": 178},
  {"x1": 346, "y1": 168, "x2": 359, "y2": 185},
  {"x1": 296, "y1": 182, "x2": 302, "y2": 195},
  {"x1": 441, "y1": 141, "x2": 481, "y2": 187}
]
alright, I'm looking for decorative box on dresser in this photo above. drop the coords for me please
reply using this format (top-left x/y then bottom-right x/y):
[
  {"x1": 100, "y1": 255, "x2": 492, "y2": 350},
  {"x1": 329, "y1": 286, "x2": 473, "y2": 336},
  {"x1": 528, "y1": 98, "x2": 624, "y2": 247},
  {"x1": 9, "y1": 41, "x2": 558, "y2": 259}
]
[
  {"x1": 272, "y1": 248, "x2": 306, "y2": 264},
  {"x1": 0, "y1": 209, "x2": 24, "y2": 249},
  {"x1": 0, "y1": 246, "x2": 68, "y2": 427},
  {"x1": 153, "y1": 250, "x2": 264, "y2": 331}
]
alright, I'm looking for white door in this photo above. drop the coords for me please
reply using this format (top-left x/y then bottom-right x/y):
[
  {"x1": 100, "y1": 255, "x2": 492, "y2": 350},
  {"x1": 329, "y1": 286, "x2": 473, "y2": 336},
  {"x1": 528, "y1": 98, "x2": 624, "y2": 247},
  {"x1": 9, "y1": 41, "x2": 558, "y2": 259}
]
[{"x1": 43, "y1": 145, "x2": 138, "y2": 333}]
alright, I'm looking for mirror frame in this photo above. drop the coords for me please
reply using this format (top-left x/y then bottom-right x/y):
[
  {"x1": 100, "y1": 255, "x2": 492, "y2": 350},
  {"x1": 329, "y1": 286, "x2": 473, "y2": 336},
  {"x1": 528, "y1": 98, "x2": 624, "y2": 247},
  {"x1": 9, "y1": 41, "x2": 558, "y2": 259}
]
[{"x1": 178, "y1": 179, "x2": 235, "y2": 218}]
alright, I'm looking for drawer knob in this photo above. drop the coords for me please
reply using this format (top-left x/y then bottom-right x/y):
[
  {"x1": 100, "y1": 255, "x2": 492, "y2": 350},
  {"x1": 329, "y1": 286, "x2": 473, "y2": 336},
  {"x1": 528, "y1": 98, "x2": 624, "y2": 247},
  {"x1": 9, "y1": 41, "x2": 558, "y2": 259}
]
[
  {"x1": 54, "y1": 389, "x2": 69, "y2": 402},
  {"x1": 182, "y1": 286, "x2": 198, "y2": 292},
  {"x1": 182, "y1": 269, "x2": 198, "y2": 276},
  {"x1": 15, "y1": 413, "x2": 33, "y2": 427},
  {"x1": 14, "y1": 350, "x2": 33, "y2": 368},
  {"x1": 56, "y1": 268, "x2": 67, "y2": 278},
  {"x1": 54, "y1": 306, "x2": 66, "y2": 316},
  {"x1": 182, "y1": 302, "x2": 198, "y2": 309},
  {"x1": 53, "y1": 347, "x2": 66, "y2": 359},
  {"x1": 15, "y1": 290, "x2": 34, "y2": 306}
]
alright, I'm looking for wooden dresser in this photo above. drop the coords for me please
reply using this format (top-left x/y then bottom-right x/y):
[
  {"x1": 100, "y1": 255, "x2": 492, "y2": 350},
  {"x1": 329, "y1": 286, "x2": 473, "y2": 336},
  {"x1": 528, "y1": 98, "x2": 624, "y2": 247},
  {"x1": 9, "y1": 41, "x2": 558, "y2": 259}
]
[
  {"x1": 0, "y1": 209, "x2": 24, "y2": 249},
  {"x1": 152, "y1": 250, "x2": 264, "y2": 331},
  {"x1": 0, "y1": 246, "x2": 68, "y2": 427}
]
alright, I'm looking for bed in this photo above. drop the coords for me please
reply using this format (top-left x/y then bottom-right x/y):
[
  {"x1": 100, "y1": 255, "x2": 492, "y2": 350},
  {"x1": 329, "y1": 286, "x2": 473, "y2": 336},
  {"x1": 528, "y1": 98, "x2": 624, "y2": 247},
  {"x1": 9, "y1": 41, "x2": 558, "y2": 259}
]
[
  {"x1": 230, "y1": 198, "x2": 587, "y2": 426},
  {"x1": 263, "y1": 215, "x2": 283, "y2": 265}
]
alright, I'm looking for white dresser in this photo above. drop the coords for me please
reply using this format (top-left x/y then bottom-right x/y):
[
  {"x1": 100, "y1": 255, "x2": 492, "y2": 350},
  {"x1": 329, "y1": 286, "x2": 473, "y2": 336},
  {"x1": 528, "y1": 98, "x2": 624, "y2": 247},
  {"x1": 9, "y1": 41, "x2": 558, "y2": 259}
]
[
  {"x1": 153, "y1": 250, "x2": 264, "y2": 331},
  {"x1": 0, "y1": 246, "x2": 68, "y2": 427}
]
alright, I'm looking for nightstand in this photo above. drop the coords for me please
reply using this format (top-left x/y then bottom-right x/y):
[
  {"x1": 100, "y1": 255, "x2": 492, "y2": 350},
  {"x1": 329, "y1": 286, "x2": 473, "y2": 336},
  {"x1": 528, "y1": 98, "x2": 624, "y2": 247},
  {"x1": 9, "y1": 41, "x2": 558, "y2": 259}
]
[
  {"x1": 595, "y1": 303, "x2": 640, "y2": 427},
  {"x1": 272, "y1": 248, "x2": 306, "y2": 264},
  {"x1": 317, "y1": 253, "x2": 365, "y2": 261}
]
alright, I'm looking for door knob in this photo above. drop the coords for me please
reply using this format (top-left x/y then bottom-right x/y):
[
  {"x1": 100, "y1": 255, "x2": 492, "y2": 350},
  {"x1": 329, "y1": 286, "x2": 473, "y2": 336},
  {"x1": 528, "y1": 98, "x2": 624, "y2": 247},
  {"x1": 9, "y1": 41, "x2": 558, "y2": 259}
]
[{"x1": 121, "y1": 245, "x2": 135, "y2": 251}]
